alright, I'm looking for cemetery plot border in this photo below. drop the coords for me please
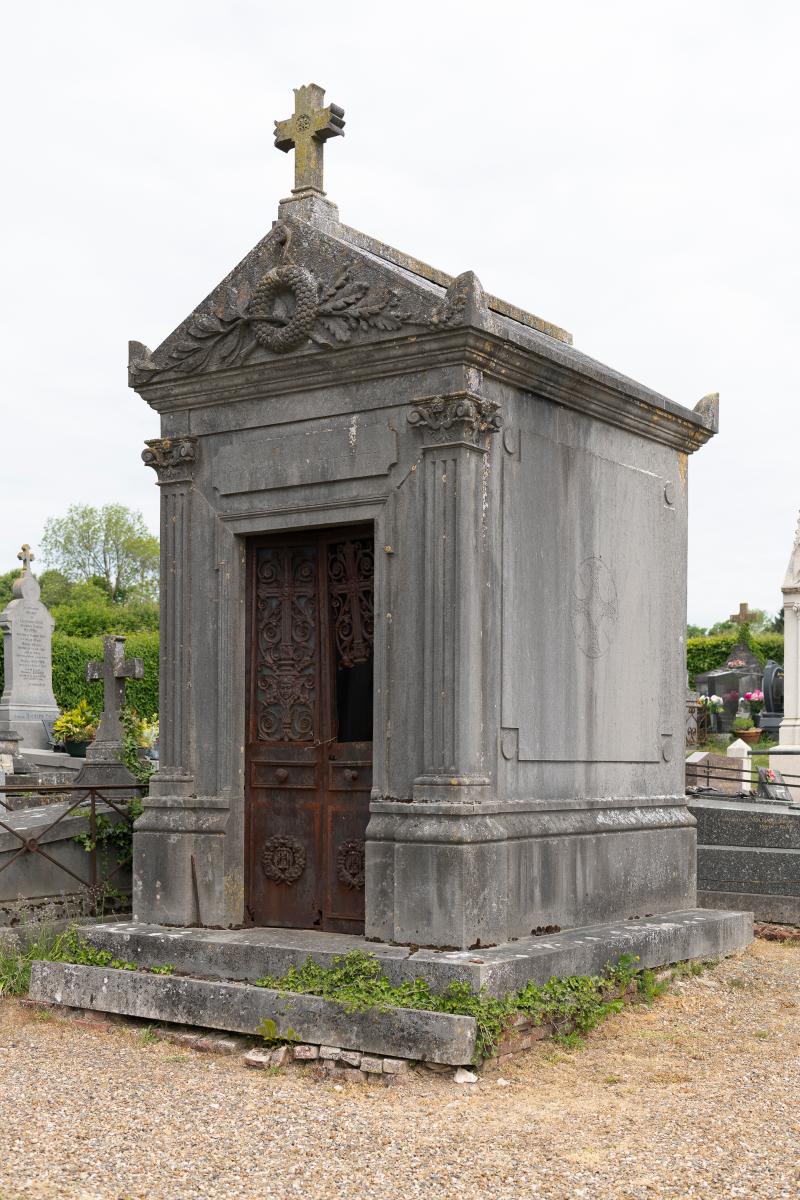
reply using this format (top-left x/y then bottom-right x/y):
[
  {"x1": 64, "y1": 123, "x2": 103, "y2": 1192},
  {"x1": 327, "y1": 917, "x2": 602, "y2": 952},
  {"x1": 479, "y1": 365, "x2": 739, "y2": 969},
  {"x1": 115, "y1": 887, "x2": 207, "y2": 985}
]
[{"x1": 0, "y1": 783, "x2": 142, "y2": 909}]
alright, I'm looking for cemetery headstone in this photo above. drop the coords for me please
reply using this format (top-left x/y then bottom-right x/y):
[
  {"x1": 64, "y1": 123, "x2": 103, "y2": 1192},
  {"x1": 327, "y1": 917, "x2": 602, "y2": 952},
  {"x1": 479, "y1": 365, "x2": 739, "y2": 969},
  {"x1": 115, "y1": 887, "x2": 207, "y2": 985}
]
[
  {"x1": 0, "y1": 545, "x2": 59, "y2": 750},
  {"x1": 760, "y1": 659, "x2": 784, "y2": 740},
  {"x1": 73, "y1": 635, "x2": 144, "y2": 794},
  {"x1": 756, "y1": 765, "x2": 792, "y2": 803}
]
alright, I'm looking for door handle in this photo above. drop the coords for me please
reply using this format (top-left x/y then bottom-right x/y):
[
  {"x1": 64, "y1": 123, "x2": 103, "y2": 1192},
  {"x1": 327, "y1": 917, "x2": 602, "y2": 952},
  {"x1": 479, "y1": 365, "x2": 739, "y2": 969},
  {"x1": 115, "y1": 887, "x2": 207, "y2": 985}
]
[
  {"x1": 344, "y1": 769, "x2": 359, "y2": 782},
  {"x1": 275, "y1": 768, "x2": 289, "y2": 783}
]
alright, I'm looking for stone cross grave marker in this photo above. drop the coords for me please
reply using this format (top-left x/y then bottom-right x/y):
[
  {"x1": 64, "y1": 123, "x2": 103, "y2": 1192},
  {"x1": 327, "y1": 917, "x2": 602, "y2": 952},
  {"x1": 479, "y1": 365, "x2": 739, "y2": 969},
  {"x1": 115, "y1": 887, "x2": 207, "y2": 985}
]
[
  {"x1": 85, "y1": 635, "x2": 144, "y2": 762},
  {"x1": 274, "y1": 83, "x2": 345, "y2": 195},
  {"x1": 729, "y1": 602, "x2": 756, "y2": 625}
]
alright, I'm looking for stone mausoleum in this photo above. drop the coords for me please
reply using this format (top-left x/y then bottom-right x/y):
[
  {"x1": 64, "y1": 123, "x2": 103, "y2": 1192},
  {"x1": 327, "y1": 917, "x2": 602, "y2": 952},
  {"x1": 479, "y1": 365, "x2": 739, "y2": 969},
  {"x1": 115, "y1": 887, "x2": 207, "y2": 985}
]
[{"x1": 32, "y1": 88, "x2": 749, "y2": 1045}]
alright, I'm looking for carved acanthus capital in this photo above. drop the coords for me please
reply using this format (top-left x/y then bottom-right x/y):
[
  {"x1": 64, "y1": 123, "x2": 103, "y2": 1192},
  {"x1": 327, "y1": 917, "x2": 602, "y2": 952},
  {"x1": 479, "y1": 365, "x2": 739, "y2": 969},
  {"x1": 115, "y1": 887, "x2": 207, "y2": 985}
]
[
  {"x1": 407, "y1": 392, "x2": 502, "y2": 446},
  {"x1": 142, "y1": 436, "x2": 198, "y2": 483}
]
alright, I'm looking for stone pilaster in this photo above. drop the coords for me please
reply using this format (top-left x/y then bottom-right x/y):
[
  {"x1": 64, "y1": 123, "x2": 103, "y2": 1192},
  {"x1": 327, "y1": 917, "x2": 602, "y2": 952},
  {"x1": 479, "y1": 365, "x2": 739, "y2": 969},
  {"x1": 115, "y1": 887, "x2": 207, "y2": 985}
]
[
  {"x1": 141, "y1": 437, "x2": 198, "y2": 796},
  {"x1": 138, "y1": 436, "x2": 228, "y2": 925},
  {"x1": 407, "y1": 392, "x2": 501, "y2": 801},
  {"x1": 366, "y1": 392, "x2": 505, "y2": 946}
]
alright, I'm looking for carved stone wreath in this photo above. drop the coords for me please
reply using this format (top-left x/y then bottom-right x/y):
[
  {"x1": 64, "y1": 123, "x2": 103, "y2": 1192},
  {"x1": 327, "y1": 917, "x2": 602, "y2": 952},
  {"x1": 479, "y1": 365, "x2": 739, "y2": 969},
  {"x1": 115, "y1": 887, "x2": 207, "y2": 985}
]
[
  {"x1": 252, "y1": 265, "x2": 319, "y2": 353},
  {"x1": 157, "y1": 257, "x2": 418, "y2": 378},
  {"x1": 262, "y1": 835, "x2": 306, "y2": 885},
  {"x1": 336, "y1": 839, "x2": 366, "y2": 890}
]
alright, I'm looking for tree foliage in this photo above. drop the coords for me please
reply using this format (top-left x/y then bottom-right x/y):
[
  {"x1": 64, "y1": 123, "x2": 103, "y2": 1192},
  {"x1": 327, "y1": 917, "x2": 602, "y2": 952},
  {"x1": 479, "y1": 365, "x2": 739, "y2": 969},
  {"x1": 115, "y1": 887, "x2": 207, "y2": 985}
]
[{"x1": 41, "y1": 504, "x2": 159, "y2": 602}]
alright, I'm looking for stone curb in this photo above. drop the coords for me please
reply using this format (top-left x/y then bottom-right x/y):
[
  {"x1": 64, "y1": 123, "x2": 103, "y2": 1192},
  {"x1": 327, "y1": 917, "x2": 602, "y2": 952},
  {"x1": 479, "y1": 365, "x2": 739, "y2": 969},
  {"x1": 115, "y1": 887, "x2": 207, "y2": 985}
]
[{"x1": 28, "y1": 961, "x2": 477, "y2": 1066}]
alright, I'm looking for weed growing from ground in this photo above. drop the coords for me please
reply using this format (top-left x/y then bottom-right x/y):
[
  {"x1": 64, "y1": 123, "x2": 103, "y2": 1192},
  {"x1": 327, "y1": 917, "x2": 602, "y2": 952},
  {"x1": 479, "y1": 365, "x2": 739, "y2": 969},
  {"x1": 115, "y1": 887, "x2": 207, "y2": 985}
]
[{"x1": 254, "y1": 949, "x2": 648, "y2": 1061}]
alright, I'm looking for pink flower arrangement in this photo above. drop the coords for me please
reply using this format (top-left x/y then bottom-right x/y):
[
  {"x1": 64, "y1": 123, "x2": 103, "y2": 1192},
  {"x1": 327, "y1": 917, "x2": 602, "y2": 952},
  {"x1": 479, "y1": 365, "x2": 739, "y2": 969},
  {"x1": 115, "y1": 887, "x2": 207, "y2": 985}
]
[{"x1": 745, "y1": 689, "x2": 764, "y2": 718}]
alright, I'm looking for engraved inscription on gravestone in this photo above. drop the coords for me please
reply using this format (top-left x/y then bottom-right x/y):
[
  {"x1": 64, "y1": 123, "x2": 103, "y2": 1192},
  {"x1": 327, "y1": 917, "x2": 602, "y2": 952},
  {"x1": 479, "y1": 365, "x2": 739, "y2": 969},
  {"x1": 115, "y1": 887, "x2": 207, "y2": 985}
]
[{"x1": 0, "y1": 546, "x2": 60, "y2": 750}]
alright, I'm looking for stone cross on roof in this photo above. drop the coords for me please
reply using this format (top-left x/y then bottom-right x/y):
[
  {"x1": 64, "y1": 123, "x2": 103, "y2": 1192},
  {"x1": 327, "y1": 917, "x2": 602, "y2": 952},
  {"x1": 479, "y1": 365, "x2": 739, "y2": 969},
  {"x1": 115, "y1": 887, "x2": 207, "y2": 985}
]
[
  {"x1": 729, "y1": 602, "x2": 756, "y2": 625},
  {"x1": 17, "y1": 543, "x2": 34, "y2": 572},
  {"x1": 86, "y1": 635, "x2": 144, "y2": 750},
  {"x1": 274, "y1": 83, "x2": 345, "y2": 196}
]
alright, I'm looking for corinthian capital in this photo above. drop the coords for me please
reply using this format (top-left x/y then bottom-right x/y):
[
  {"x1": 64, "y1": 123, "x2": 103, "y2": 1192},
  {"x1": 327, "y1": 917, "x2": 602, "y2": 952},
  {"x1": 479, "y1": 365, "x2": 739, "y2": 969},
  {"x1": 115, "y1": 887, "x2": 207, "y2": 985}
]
[
  {"x1": 407, "y1": 391, "x2": 502, "y2": 446},
  {"x1": 142, "y1": 436, "x2": 198, "y2": 484}
]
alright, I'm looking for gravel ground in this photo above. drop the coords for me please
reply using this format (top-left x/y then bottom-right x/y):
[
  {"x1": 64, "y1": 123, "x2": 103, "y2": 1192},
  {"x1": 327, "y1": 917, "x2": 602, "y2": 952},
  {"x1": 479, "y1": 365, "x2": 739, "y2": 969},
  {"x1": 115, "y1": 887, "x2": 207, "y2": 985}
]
[{"x1": 1, "y1": 939, "x2": 799, "y2": 1200}]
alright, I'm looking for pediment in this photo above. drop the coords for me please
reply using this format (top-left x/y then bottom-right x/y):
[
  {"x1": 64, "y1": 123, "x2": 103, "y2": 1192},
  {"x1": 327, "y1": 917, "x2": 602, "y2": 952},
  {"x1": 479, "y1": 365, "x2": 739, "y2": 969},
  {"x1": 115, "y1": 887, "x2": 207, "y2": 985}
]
[{"x1": 128, "y1": 217, "x2": 486, "y2": 389}]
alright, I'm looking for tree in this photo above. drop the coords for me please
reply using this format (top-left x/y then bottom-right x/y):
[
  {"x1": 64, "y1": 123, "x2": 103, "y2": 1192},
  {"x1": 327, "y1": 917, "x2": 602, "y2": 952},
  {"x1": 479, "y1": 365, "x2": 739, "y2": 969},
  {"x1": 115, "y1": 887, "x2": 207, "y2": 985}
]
[{"x1": 41, "y1": 504, "x2": 159, "y2": 602}]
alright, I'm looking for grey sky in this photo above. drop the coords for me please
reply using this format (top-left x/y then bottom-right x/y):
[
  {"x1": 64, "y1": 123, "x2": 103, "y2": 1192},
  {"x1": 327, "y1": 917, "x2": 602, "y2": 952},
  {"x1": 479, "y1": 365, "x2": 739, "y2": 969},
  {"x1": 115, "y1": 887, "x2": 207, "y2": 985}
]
[{"x1": 2, "y1": 1, "x2": 797, "y2": 627}]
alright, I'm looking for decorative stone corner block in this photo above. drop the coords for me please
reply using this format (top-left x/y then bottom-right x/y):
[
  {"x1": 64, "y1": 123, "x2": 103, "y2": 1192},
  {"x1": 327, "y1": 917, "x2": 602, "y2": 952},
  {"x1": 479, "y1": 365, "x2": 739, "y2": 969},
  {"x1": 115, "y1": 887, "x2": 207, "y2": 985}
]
[
  {"x1": 142, "y1": 437, "x2": 198, "y2": 484},
  {"x1": 407, "y1": 392, "x2": 502, "y2": 446}
]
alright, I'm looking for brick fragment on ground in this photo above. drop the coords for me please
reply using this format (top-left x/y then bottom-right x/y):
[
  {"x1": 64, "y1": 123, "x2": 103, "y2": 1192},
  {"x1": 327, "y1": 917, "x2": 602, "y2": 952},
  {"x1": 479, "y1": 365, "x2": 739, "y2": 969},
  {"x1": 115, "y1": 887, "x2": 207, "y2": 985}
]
[
  {"x1": 293, "y1": 1043, "x2": 319, "y2": 1060},
  {"x1": 243, "y1": 1048, "x2": 273, "y2": 1069}
]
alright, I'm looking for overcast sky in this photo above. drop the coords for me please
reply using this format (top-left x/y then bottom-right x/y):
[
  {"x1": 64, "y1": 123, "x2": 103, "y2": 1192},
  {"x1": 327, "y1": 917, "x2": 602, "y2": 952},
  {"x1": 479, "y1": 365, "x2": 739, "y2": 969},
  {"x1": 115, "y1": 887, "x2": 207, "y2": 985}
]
[{"x1": 1, "y1": 1, "x2": 797, "y2": 627}]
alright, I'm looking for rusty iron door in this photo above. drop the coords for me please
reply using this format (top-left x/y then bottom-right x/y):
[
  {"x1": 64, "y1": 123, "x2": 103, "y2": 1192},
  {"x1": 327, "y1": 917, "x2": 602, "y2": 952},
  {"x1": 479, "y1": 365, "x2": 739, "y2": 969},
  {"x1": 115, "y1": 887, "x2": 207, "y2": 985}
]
[{"x1": 245, "y1": 528, "x2": 374, "y2": 932}]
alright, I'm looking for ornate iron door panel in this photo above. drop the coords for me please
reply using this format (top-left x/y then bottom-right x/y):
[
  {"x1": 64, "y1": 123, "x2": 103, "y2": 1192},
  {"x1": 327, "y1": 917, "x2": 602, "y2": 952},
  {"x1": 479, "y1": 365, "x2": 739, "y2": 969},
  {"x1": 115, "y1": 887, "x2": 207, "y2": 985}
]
[{"x1": 246, "y1": 531, "x2": 373, "y2": 932}]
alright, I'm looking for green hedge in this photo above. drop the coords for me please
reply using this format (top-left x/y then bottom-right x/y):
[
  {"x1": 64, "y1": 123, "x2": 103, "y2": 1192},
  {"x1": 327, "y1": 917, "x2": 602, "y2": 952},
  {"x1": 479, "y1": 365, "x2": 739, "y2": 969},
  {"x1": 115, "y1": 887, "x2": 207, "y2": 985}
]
[
  {"x1": 0, "y1": 632, "x2": 159, "y2": 719},
  {"x1": 687, "y1": 632, "x2": 784, "y2": 687}
]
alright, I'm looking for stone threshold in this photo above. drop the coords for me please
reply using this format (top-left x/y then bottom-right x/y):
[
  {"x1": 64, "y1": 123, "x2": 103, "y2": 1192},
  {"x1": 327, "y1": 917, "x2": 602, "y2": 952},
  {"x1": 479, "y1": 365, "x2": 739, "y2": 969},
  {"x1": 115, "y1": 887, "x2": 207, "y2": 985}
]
[{"x1": 76, "y1": 908, "x2": 753, "y2": 997}]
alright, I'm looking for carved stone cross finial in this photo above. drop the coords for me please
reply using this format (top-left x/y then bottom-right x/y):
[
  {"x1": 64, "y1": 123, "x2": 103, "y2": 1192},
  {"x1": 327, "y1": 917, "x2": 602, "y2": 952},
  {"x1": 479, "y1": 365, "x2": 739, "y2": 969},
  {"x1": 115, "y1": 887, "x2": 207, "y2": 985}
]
[
  {"x1": 729, "y1": 602, "x2": 755, "y2": 625},
  {"x1": 86, "y1": 634, "x2": 144, "y2": 751},
  {"x1": 17, "y1": 544, "x2": 34, "y2": 572},
  {"x1": 274, "y1": 83, "x2": 345, "y2": 195}
]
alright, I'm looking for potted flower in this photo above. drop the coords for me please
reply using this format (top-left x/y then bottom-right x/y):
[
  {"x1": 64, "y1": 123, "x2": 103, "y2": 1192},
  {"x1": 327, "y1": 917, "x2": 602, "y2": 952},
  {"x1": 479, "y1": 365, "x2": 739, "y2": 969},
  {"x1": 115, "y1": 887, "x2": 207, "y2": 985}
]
[
  {"x1": 52, "y1": 699, "x2": 97, "y2": 757},
  {"x1": 744, "y1": 690, "x2": 765, "y2": 728},
  {"x1": 698, "y1": 694, "x2": 724, "y2": 733},
  {"x1": 733, "y1": 715, "x2": 761, "y2": 746}
]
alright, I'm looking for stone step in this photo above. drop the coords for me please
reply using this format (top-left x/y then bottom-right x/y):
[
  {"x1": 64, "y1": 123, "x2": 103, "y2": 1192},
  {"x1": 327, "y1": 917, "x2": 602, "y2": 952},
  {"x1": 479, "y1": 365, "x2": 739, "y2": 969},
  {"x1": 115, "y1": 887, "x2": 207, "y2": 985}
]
[
  {"x1": 28, "y1": 961, "x2": 477, "y2": 1066},
  {"x1": 76, "y1": 908, "x2": 753, "y2": 996}
]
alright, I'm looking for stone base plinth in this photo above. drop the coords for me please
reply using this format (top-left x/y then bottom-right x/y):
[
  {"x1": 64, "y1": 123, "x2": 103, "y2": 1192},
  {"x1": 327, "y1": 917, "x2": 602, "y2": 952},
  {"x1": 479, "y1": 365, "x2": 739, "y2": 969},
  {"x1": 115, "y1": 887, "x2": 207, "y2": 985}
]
[
  {"x1": 72, "y1": 908, "x2": 750, "y2": 998},
  {"x1": 690, "y1": 795, "x2": 800, "y2": 924}
]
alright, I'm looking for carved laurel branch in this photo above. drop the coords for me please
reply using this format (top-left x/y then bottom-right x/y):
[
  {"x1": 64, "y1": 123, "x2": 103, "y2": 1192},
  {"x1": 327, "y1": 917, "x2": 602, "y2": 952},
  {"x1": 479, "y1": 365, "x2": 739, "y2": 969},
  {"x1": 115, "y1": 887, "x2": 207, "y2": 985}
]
[
  {"x1": 407, "y1": 394, "x2": 502, "y2": 442},
  {"x1": 156, "y1": 265, "x2": 418, "y2": 378}
]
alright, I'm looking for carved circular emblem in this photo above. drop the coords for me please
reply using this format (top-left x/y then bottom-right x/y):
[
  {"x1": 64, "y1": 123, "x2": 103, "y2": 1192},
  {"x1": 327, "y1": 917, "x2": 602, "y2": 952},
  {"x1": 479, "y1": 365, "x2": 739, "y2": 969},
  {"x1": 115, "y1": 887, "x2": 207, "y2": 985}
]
[
  {"x1": 336, "y1": 840, "x2": 365, "y2": 890},
  {"x1": 296, "y1": 114, "x2": 311, "y2": 131},
  {"x1": 251, "y1": 265, "x2": 318, "y2": 353},
  {"x1": 570, "y1": 557, "x2": 619, "y2": 660},
  {"x1": 262, "y1": 835, "x2": 306, "y2": 884}
]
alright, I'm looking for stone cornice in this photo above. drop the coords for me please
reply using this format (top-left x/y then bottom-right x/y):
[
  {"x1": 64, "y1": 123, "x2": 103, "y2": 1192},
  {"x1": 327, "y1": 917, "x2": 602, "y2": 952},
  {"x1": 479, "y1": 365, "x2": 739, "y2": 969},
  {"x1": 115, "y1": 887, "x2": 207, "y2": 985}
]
[{"x1": 132, "y1": 328, "x2": 716, "y2": 456}]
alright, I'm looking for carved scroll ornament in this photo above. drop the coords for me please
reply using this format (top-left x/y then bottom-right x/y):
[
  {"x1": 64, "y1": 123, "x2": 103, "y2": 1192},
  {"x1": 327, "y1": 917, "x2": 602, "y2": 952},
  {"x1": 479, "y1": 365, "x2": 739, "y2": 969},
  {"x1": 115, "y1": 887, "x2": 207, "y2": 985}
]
[{"x1": 141, "y1": 437, "x2": 198, "y2": 483}]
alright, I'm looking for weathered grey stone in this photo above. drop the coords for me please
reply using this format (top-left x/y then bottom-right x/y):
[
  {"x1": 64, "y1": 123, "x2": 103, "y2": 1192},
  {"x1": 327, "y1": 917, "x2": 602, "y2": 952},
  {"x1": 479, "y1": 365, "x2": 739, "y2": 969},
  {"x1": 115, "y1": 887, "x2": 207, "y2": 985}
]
[
  {"x1": 0, "y1": 802, "x2": 131, "y2": 916},
  {"x1": 72, "y1": 636, "x2": 143, "y2": 794},
  {"x1": 382, "y1": 1057, "x2": 409, "y2": 1074},
  {"x1": 122, "y1": 85, "x2": 745, "y2": 974},
  {"x1": 319, "y1": 1045, "x2": 341, "y2": 1060},
  {"x1": 359, "y1": 1055, "x2": 383, "y2": 1073},
  {"x1": 28, "y1": 961, "x2": 478, "y2": 1065},
  {"x1": 77, "y1": 908, "x2": 751, "y2": 998},
  {"x1": 0, "y1": 548, "x2": 58, "y2": 752}
]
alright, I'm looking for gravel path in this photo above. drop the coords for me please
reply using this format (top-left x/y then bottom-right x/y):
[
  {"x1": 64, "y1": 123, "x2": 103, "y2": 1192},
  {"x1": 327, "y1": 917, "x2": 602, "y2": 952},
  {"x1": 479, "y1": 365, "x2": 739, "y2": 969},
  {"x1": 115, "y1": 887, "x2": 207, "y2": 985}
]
[{"x1": 1, "y1": 939, "x2": 799, "y2": 1200}]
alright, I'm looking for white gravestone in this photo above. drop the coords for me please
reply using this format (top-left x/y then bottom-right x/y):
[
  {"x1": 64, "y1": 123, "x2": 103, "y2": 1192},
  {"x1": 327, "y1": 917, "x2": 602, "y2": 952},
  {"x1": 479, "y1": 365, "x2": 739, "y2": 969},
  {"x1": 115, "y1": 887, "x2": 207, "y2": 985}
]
[
  {"x1": 769, "y1": 514, "x2": 800, "y2": 802},
  {"x1": 0, "y1": 546, "x2": 59, "y2": 750}
]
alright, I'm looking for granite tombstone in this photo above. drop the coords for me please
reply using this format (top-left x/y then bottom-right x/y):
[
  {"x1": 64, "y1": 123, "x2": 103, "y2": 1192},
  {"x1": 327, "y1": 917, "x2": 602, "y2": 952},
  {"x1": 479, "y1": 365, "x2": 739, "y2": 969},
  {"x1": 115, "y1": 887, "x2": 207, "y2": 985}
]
[{"x1": 31, "y1": 86, "x2": 750, "y2": 1038}]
